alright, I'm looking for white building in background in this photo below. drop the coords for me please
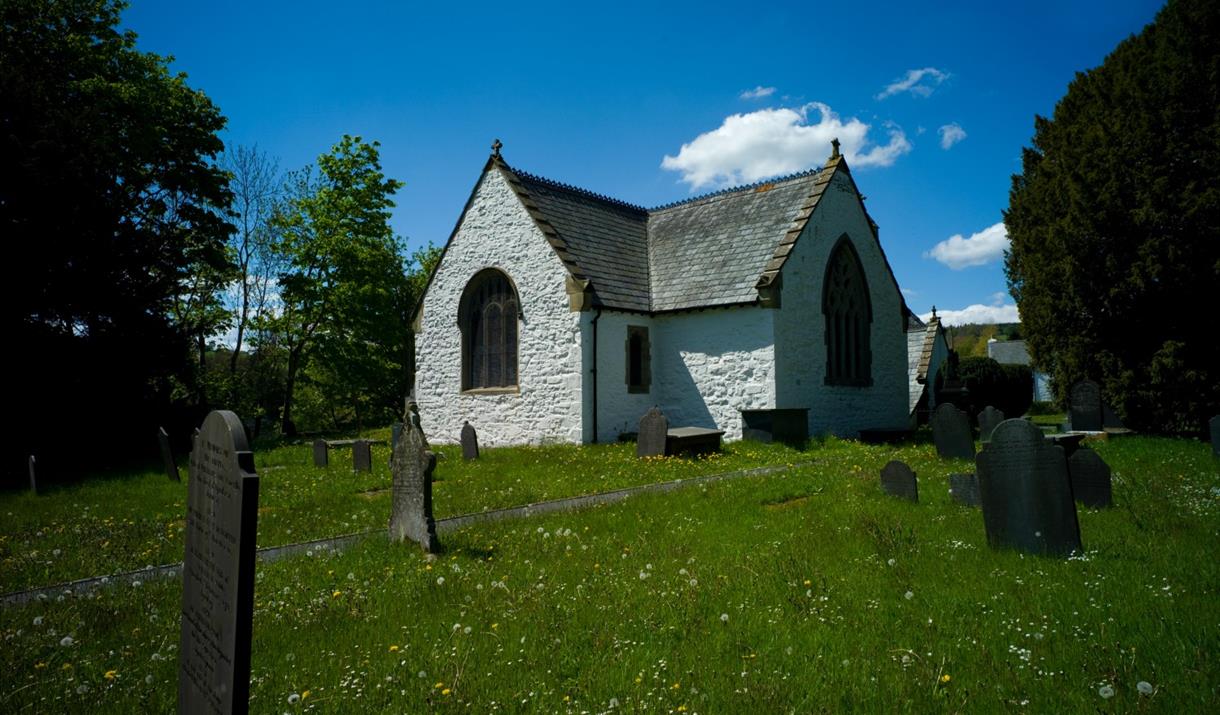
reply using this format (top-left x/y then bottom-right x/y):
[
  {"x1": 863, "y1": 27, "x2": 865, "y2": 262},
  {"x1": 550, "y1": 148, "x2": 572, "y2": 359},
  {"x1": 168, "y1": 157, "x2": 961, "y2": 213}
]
[{"x1": 411, "y1": 141, "x2": 915, "y2": 446}]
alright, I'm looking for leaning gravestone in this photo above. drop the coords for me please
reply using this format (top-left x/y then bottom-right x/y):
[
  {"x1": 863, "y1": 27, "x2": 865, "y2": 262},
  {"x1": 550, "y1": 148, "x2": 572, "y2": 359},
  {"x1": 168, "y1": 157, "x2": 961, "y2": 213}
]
[
  {"x1": 637, "y1": 407, "x2": 668, "y2": 458},
  {"x1": 977, "y1": 406, "x2": 1005, "y2": 443},
  {"x1": 389, "y1": 417, "x2": 439, "y2": 553},
  {"x1": 1069, "y1": 380, "x2": 1103, "y2": 431},
  {"x1": 28, "y1": 455, "x2": 37, "y2": 495},
  {"x1": 976, "y1": 418, "x2": 1081, "y2": 557},
  {"x1": 179, "y1": 410, "x2": 259, "y2": 715},
  {"x1": 931, "y1": 403, "x2": 975, "y2": 460},
  {"x1": 879, "y1": 460, "x2": 918, "y2": 502},
  {"x1": 1209, "y1": 415, "x2": 1219, "y2": 458},
  {"x1": 352, "y1": 439, "x2": 372, "y2": 473},
  {"x1": 1067, "y1": 448, "x2": 1113, "y2": 508},
  {"x1": 948, "y1": 473, "x2": 980, "y2": 507},
  {"x1": 159, "y1": 427, "x2": 181, "y2": 482},
  {"x1": 312, "y1": 439, "x2": 329, "y2": 467},
  {"x1": 461, "y1": 421, "x2": 480, "y2": 460}
]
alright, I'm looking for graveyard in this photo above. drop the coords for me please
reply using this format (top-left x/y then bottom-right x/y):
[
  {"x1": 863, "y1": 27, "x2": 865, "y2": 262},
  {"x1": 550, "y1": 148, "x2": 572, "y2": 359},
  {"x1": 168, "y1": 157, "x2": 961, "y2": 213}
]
[{"x1": 2, "y1": 425, "x2": 1218, "y2": 712}]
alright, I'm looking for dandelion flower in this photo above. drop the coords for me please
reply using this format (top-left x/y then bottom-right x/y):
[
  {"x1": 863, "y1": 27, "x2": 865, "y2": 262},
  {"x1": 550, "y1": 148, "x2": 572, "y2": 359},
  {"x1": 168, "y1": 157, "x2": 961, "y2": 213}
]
[
  {"x1": 34, "y1": 662, "x2": 47, "y2": 670},
  {"x1": 442, "y1": 688, "x2": 452, "y2": 696},
  {"x1": 904, "y1": 591, "x2": 914, "y2": 600},
  {"x1": 60, "y1": 636, "x2": 74, "y2": 647},
  {"x1": 1137, "y1": 681, "x2": 1153, "y2": 695},
  {"x1": 287, "y1": 693, "x2": 301, "y2": 704},
  {"x1": 436, "y1": 576, "x2": 445, "y2": 586},
  {"x1": 33, "y1": 617, "x2": 43, "y2": 626},
  {"x1": 887, "y1": 558, "x2": 896, "y2": 566},
  {"x1": 104, "y1": 670, "x2": 117, "y2": 680},
  {"x1": 332, "y1": 590, "x2": 342, "y2": 598},
  {"x1": 388, "y1": 645, "x2": 399, "y2": 652},
  {"x1": 302, "y1": 690, "x2": 311, "y2": 700},
  {"x1": 1099, "y1": 685, "x2": 1115, "y2": 699},
  {"x1": 609, "y1": 697, "x2": 620, "y2": 708},
  {"x1": 940, "y1": 674, "x2": 951, "y2": 683},
  {"x1": 720, "y1": 613, "x2": 729, "y2": 623}
]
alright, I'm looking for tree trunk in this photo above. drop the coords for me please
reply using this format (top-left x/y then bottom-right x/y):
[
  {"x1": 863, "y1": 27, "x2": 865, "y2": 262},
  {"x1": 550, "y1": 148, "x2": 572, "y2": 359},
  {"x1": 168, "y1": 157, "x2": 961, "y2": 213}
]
[{"x1": 282, "y1": 345, "x2": 302, "y2": 437}]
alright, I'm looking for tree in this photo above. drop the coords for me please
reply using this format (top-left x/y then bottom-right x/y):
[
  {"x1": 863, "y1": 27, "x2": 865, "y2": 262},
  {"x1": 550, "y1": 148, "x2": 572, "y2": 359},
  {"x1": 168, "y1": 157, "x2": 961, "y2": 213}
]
[
  {"x1": 270, "y1": 136, "x2": 408, "y2": 435},
  {"x1": 1004, "y1": 0, "x2": 1220, "y2": 434},
  {"x1": 3, "y1": 0, "x2": 232, "y2": 480}
]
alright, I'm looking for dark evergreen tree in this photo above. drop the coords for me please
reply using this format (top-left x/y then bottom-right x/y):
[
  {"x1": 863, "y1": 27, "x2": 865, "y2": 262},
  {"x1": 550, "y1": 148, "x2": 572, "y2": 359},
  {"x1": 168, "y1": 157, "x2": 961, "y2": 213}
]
[{"x1": 1004, "y1": 0, "x2": 1220, "y2": 434}]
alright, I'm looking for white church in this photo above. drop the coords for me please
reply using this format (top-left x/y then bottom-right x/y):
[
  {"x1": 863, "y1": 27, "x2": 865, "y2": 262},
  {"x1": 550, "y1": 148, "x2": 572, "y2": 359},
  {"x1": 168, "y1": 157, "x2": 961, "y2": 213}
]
[{"x1": 412, "y1": 140, "x2": 923, "y2": 445}]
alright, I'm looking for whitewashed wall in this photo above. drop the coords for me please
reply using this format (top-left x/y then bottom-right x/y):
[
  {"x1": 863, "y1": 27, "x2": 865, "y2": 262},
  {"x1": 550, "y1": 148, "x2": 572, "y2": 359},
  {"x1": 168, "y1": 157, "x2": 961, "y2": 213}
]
[
  {"x1": 414, "y1": 169, "x2": 583, "y2": 445},
  {"x1": 773, "y1": 170, "x2": 910, "y2": 436}
]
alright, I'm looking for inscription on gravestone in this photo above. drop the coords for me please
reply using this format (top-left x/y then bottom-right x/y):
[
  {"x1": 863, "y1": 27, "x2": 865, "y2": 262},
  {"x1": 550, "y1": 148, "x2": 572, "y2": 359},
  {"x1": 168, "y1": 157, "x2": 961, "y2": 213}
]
[
  {"x1": 1210, "y1": 415, "x2": 1219, "y2": 458},
  {"x1": 880, "y1": 460, "x2": 918, "y2": 502},
  {"x1": 352, "y1": 440, "x2": 372, "y2": 473},
  {"x1": 1067, "y1": 448, "x2": 1113, "y2": 508},
  {"x1": 977, "y1": 406, "x2": 1005, "y2": 443},
  {"x1": 637, "y1": 407, "x2": 668, "y2": 458},
  {"x1": 179, "y1": 410, "x2": 259, "y2": 715},
  {"x1": 976, "y1": 418, "x2": 1081, "y2": 557},
  {"x1": 389, "y1": 417, "x2": 439, "y2": 553},
  {"x1": 949, "y1": 473, "x2": 980, "y2": 507},
  {"x1": 159, "y1": 427, "x2": 181, "y2": 482},
  {"x1": 312, "y1": 439, "x2": 329, "y2": 468},
  {"x1": 931, "y1": 403, "x2": 975, "y2": 460},
  {"x1": 461, "y1": 421, "x2": 480, "y2": 460},
  {"x1": 1069, "y1": 380, "x2": 1102, "y2": 431}
]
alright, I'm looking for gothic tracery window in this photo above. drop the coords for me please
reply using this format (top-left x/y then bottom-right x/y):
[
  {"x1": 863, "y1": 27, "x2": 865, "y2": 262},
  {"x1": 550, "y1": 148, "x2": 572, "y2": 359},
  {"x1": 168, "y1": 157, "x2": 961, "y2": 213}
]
[
  {"x1": 823, "y1": 237, "x2": 872, "y2": 386},
  {"x1": 460, "y1": 269, "x2": 519, "y2": 390}
]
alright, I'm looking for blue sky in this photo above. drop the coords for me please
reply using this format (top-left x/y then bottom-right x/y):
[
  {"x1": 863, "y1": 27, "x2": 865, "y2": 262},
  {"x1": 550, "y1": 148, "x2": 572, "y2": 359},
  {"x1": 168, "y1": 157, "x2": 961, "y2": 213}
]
[{"x1": 124, "y1": 0, "x2": 1165, "y2": 325}]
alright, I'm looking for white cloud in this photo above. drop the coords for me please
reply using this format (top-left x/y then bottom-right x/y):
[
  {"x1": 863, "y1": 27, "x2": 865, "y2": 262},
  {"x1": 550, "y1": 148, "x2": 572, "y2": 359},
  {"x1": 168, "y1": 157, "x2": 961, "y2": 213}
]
[
  {"x1": 661, "y1": 102, "x2": 912, "y2": 189},
  {"x1": 920, "y1": 302, "x2": 1020, "y2": 326},
  {"x1": 877, "y1": 67, "x2": 949, "y2": 100},
  {"x1": 990, "y1": 291, "x2": 1008, "y2": 305},
  {"x1": 924, "y1": 222, "x2": 1009, "y2": 269},
  {"x1": 739, "y1": 86, "x2": 776, "y2": 100},
  {"x1": 938, "y1": 123, "x2": 966, "y2": 149}
]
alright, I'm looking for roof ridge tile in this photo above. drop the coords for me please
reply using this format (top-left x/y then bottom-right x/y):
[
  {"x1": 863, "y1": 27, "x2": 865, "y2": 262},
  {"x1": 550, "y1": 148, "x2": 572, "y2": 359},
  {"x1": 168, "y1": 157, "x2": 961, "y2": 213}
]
[
  {"x1": 508, "y1": 164, "x2": 648, "y2": 214},
  {"x1": 648, "y1": 167, "x2": 823, "y2": 212}
]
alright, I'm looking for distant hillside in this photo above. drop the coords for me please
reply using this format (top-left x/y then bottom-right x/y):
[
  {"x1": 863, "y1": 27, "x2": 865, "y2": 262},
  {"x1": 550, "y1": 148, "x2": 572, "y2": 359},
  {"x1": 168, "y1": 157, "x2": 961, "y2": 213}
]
[{"x1": 947, "y1": 323, "x2": 1022, "y2": 358}]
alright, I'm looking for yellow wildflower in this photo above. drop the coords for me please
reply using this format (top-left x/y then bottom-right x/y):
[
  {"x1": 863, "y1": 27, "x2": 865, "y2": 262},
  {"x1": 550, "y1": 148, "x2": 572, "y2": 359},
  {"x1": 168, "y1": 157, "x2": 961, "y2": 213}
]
[
  {"x1": 388, "y1": 645, "x2": 399, "y2": 652},
  {"x1": 302, "y1": 690, "x2": 311, "y2": 700},
  {"x1": 332, "y1": 590, "x2": 342, "y2": 598},
  {"x1": 434, "y1": 682, "x2": 444, "y2": 689},
  {"x1": 491, "y1": 623, "x2": 499, "y2": 630},
  {"x1": 104, "y1": 670, "x2": 117, "y2": 680},
  {"x1": 940, "y1": 674, "x2": 951, "y2": 683},
  {"x1": 34, "y1": 662, "x2": 47, "y2": 670},
  {"x1": 62, "y1": 663, "x2": 73, "y2": 671},
  {"x1": 442, "y1": 688, "x2": 452, "y2": 696}
]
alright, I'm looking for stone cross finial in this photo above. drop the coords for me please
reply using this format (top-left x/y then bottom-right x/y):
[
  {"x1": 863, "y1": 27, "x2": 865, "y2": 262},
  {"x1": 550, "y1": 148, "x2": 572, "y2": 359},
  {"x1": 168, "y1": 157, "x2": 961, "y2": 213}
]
[
  {"x1": 831, "y1": 138, "x2": 840, "y2": 158},
  {"x1": 931, "y1": 305, "x2": 937, "y2": 318},
  {"x1": 491, "y1": 138, "x2": 503, "y2": 157}
]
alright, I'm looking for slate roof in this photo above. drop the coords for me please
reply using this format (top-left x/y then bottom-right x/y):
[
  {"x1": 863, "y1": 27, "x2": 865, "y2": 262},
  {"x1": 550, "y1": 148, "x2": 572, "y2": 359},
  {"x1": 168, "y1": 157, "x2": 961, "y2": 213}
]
[
  {"x1": 906, "y1": 317, "x2": 945, "y2": 414},
  {"x1": 988, "y1": 339, "x2": 1031, "y2": 366}
]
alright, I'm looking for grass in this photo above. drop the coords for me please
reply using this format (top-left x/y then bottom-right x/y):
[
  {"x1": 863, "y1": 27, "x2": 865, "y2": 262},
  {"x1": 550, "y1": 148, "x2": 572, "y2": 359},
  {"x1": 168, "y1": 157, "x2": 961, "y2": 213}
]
[
  {"x1": 1, "y1": 433, "x2": 1217, "y2": 712},
  {"x1": 0, "y1": 431, "x2": 815, "y2": 593}
]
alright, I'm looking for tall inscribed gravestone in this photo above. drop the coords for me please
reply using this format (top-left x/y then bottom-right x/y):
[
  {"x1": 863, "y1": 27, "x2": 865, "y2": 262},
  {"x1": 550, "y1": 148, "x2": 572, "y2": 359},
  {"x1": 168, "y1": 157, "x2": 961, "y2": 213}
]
[
  {"x1": 637, "y1": 407, "x2": 668, "y2": 458},
  {"x1": 390, "y1": 417, "x2": 439, "y2": 553},
  {"x1": 179, "y1": 410, "x2": 259, "y2": 715},
  {"x1": 1069, "y1": 380, "x2": 1103, "y2": 431},
  {"x1": 931, "y1": 403, "x2": 975, "y2": 460},
  {"x1": 976, "y1": 418, "x2": 1081, "y2": 557}
]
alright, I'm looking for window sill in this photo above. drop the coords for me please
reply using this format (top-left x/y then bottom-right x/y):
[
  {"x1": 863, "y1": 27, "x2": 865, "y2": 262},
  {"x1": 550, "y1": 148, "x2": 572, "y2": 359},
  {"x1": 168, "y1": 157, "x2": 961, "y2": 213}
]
[{"x1": 461, "y1": 387, "x2": 520, "y2": 396}]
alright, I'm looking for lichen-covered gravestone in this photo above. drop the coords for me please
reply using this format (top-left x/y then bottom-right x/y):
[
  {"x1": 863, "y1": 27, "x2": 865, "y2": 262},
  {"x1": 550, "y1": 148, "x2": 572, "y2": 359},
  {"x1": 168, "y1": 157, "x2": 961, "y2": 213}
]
[
  {"x1": 931, "y1": 403, "x2": 975, "y2": 459},
  {"x1": 880, "y1": 460, "x2": 918, "y2": 502},
  {"x1": 389, "y1": 418, "x2": 439, "y2": 553},
  {"x1": 352, "y1": 439, "x2": 372, "y2": 472},
  {"x1": 1069, "y1": 380, "x2": 1102, "y2": 431},
  {"x1": 312, "y1": 439, "x2": 329, "y2": 467},
  {"x1": 637, "y1": 407, "x2": 668, "y2": 458},
  {"x1": 1067, "y1": 448, "x2": 1113, "y2": 508},
  {"x1": 977, "y1": 406, "x2": 1005, "y2": 443},
  {"x1": 179, "y1": 410, "x2": 259, "y2": 715},
  {"x1": 949, "y1": 473, "x2": 980, "y2": 507},
  {"x1": 976, "y1": 418, "x2": 1081, "y2": 557},
  {"x1": 158, "y1": 426, "x2": 181, "y2": 482},
  {"x1": 461, "y1": 421, "x2": 480, "y2": 460}
]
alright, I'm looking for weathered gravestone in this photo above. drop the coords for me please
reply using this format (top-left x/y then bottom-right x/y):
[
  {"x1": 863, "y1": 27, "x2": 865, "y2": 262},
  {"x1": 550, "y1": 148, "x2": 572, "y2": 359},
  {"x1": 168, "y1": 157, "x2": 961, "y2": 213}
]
[
  {"x1": 879, "y1": 460, "x2": 918, "y2": 502},
  {"x1": 931, "y1": 403, "x2": 975, "y2": 460},
  {"x1": 1210, "y1": 415, "x2": 1219, "y2": 458},
  {"x1": 1069, "y1": 380, "x2": 1103, "y2": 431},
  {"x1": 977, "y1": 406, "x2": 1005, "y2": 443},
  {"x1": 159, "y1": 427, "x2": 181, "y2": 482},
  {"x1": 389, "y1": 418, "x2": 439, "y2": 553},
  {"x1": 28, "y1": 455, "x2": 37, "y2": 495},
  {"x1": 976, "y1": 418, "x2": 1081, "y2": 557},
  {"x1": 1067, "y1": 448, "x2": 1113, "y2": 508},
  {"x1": 312, "y1": 439, "x2": 329, "y2": 467},
  {"x1": 637, "y1": 407, "x2": 668, "y2": 458},
  {"x1": 391, "y1": 422, "x2": 403, "y2": 451},
  {"x1": 949, "y1": 473, "x2": 981, "y2": 507},
  {"x1": 179, "y1": 410, "x2": 259, "y2": 715},
  {"x1": 352, "y1": 440, "x2": 372, "y2": 473},
  {"x1": 461, "y1": 421, "x2": 480, "y2": 460}
]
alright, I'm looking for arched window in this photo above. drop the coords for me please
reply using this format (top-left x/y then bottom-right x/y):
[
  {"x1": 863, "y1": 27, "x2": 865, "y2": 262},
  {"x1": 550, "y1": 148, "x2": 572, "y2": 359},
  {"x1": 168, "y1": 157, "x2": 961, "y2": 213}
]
[
  {"x1": 822, "y1": 237, "x2": 872, "y2": 386},
  {"x1": 459, "y1": 269, "x2": 519, "y2": 390}
]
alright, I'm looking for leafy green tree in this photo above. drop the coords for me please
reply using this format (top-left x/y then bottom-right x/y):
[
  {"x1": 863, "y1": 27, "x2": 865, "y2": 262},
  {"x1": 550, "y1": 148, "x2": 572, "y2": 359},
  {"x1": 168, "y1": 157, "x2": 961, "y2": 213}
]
[
  {"x1": 3, "y1": 0, "x2": 232, "y2": 478},
  {"x1": 1004, "y1": 0, "x2": 1220, "y2": 434},
  {"x1": 270, "y1": 136, "x2": 409, "y2": 435}
]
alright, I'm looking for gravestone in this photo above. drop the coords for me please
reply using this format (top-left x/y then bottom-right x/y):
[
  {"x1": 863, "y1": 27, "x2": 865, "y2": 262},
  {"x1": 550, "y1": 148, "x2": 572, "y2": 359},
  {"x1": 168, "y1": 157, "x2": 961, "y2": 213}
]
[
  {"x1": 179, "y1": 410, "x2": 259, "y2": 715},
  {"x1": 28, "y1": 455, "x2": 37, "y2": 495},
  {"x1": 461, "y1": 421, "x2": 480, "y2": 460},
  {"x1": 948, "y1": 473, "x2": 980, "y2": 507},
  {"x1": 391, "y1": 422, "x2": 404, "y2": 451},
  {"x1": 158, "y1": 427, "x2": 181, "y2": 482},
  {"x1": 1102, "y1": 403, "x2": 1124, "y2": 429},
  {"x1": 637, "y1": 407, "x2": 668, "y2": 458},
  {"x1": 352, "y1": 440, "x2": 372, "y2": 472},
  {"x1": 879, "y1": 460, "x2": 918, "y2": 502},
  {"x1": 977, "y1": 406, "x2": 1005, "y2": 443},
  {"x1": 1067, "y1": 448, "x2": 1113, "y2": 508},
  {"x1": 312, "y1": 439, "x2": 329, "y2": 467},
  {"x1": 1209, "y1": 415, "x2": 1219, "y2": 458},
  {"x1": 976, "y1": 418, "x2": 1081, "y2": 557},
  {"x1": 931, "y1": 403, "x2": 975, "y2": 460},
  {"x1": 1069, "y1": 380, "x2": 1102, "y2": 431},
  {"x1": 389, "y1": 417, "x2": 439, "y2": 553}
]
